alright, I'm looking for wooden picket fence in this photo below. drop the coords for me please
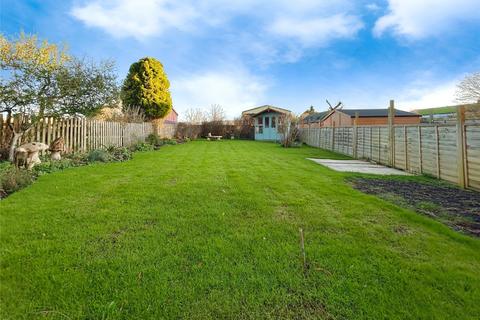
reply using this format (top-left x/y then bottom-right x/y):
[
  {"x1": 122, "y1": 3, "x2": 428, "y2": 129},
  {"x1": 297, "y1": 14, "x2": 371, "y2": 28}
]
[
  {"x1": 0, "y1": 115, "x2": 163, "y2": 154},
  {"x1": 301, "y1": 105, "x2": 480, "y2": 191}
]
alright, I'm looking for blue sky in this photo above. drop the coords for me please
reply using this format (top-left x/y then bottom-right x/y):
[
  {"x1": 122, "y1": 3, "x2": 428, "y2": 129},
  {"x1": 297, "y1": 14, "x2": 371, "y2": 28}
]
[{"x1": 1, "y1": 0, "x2": 480, "y2": 119}]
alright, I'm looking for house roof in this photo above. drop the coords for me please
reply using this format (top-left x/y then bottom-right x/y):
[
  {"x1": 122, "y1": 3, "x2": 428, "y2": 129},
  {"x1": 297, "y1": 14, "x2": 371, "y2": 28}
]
[
  {"x1": 242, "y1": 105, "x2": 292, "y2": 116},
  {"x1": 338, "y1": 108, "x2": 420, "y2": 118},
  {"x1": 303, "y1": 111, "x2": 329, "y2": 123}
]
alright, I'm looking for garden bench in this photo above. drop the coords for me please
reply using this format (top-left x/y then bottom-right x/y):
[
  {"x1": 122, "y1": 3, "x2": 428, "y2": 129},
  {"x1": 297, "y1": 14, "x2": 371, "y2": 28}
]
[{"x1": 207, "y1": 133, "x2": 222, "y2": 141}]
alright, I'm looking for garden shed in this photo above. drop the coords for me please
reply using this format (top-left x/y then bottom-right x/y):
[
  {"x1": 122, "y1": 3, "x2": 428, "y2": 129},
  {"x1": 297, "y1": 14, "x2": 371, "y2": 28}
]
[{"x1": 242, "y1": 105, "x2": 292, "y2": 141}]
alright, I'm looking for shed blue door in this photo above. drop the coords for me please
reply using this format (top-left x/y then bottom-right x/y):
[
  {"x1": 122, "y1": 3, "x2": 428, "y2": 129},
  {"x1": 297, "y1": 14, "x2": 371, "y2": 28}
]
[{"x1": 254, "y1": 112, "x2": 280, "y2": 141}]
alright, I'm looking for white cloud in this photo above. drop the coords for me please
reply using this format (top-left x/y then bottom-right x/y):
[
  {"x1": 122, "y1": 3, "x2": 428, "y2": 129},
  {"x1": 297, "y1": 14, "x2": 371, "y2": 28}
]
[
  {"x1": 269, "y1": 14, "x2": 363, "y2": 47},
  {"x1": 71, "y1": 0, "x2": 197, "y2": 39},
  {"x1": 171, "y1": 67, "x2": 268, "y2": 119},
  {"x1": 71, "y1": 0, "x2": 363, "y2": 49},
  {"x1": 374, "y1": 0, "x2": 480, "y2": 38},
  {"x1": 397, "y1": 80, "x2": 458, "y2": 110}
]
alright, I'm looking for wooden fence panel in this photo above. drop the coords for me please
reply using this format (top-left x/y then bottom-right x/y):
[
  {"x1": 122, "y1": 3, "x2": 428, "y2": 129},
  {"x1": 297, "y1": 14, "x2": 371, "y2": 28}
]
[
  {"x1": 301, "y1": 122, "x2": 480, "y2": 191},
  {"x1": 376, "y1": 127, "x2": 389, "y2": 165},
  {"x1": 419, "y1": 126, "x2": 438, "y2": 177},
  {"x1": 357, "y1": 127, "x2": 366, "y2": 158},
  {"x1": 406, "y1": 126, "x2": 421, "y2": 173},
  {"x1": 1, "y1": 117, "x2": 164, "y2": 159},
  {"x1": 394, "y1": 127, "x2": 406, "y2": 170},
  {"x1": 466, "y1": 125, "x2": 480, "y2": 190},
  {"x1": 438, "y1": 126, "x2": 458, "y2": 183}
]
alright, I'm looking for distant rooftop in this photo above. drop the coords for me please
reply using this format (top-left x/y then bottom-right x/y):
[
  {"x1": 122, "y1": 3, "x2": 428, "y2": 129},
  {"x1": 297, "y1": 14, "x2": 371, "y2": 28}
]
[
  {"x1": 303, "y1": 111, "x2": 329, "y2": 123},
  {"x1": 242, "y1": 105, "x2": 292, "y2": 116}
]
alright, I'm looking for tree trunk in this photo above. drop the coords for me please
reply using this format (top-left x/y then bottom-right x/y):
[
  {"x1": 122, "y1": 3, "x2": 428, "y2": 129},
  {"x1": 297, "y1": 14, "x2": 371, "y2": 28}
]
[{"x1": 8, "y1": 132, "x2": 23, "y2": 162}]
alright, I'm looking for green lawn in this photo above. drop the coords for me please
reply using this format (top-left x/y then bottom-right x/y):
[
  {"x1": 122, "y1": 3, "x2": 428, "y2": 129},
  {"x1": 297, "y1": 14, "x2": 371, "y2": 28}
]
[{"x1": 1, "y1": 140, "x2": 479, "y2": 319}]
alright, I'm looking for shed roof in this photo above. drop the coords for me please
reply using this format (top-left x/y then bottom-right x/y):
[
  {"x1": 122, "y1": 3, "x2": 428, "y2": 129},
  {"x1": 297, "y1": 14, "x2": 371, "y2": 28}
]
[
  {"x1": 303, "y1": 111, "x2": 329, "y2": 123},
  {"x1": 339, "y1": 108, "x2": 420, "y2": 118},
  {"x1": 242, "y1": 105, "x2": 292, "y2": 116}
]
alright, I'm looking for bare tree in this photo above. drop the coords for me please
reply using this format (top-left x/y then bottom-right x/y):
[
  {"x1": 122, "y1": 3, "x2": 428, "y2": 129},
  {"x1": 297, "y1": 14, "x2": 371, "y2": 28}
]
[
  {"x1": 277, "y1": 113, "x2": 300, "y2": 147},
  {"x1": 179, "y1": 108, "x2": 205, "y2": 139},
  {"x1": 201, "y1": 104, "x2": 226, "y2": 136},
  {"x1": 208, "y1": 104, "x2": 226, "y2": 122},
  {"x1": 185, "y1": 108, "x2": 206, "y2": 124},
  {"x1": 456, "y1": 72, "x2": 480, "y2": 104}
]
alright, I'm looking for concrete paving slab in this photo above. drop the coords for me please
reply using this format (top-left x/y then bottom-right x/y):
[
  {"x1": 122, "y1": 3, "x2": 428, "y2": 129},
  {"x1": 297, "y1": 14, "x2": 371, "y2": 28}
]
[{"x1": 307, "y1": 158, "x2": 412, "y2": 175}]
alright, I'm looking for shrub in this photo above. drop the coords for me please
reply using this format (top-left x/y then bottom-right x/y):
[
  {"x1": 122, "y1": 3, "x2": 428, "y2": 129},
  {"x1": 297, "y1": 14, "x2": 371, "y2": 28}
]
[
  {"x1": 146, "y1": 133, "x2": 162, "y2": 146},
  {"x1": 277, "y1": 114, "x2": 300, "y2": 148},
  {"x1": 105, "y1": 146, "x2": 132, "y2": 161},
  {"x1": 32, "y1": 159, "x2": 76, "y2": 175},
  {"x1": 64, "y1": 152, "x2": 90, "y2": 166},
  {"x1": 87, "y1": 149, "x2": 112, "y2": 162},
  {"x1": 163, "y1": 139, "x2": 177, "y2": 145},
  {"x1": 0, "y1": 164, "x2": 35, "y2": 197},
  {"x1": 132, "y1": 142, "x2": 155, "y2": 152}
]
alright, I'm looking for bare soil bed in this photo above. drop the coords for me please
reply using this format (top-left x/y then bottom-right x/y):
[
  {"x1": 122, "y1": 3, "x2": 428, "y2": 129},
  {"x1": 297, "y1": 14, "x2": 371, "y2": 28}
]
[{"x1": 351, "y1": 178, "x2": 480, "y2": 237}]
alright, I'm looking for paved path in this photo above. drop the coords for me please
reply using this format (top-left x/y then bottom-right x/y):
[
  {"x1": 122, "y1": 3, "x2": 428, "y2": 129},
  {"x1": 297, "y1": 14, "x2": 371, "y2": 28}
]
[{"x1": 307, "y1": 158, "x2": 412, "y2": 175}]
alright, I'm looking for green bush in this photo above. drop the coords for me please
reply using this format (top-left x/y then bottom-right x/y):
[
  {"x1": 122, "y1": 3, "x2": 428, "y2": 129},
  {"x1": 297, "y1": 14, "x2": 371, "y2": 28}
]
[
  {"x1": 164, "y1": 139, "x2": 177, "y2": 145},
  {"x1": 146, "y1": 133, "x2": 162, "y2": 146},
  {"x1": 32, "y1": 159, "x2": 77, "y2": 175},
  {"x1": 87, "y1": 147, "x2": 133, "y2": 163},
  {"x1": 0, "y1": 164, "x2": 35, "y2": 197},
  {"x1": 105, "y1": 146, "x2": 132, "y2": 161},
  {"x1": 87, "y1": 149, "x2": 112, "y2": 162},
  {"x1": 64, "y1": 152, "x2": 90, "y2": 166},
  {"x1": 132, "y1": 142, "x2": 155, "y2": 152}
]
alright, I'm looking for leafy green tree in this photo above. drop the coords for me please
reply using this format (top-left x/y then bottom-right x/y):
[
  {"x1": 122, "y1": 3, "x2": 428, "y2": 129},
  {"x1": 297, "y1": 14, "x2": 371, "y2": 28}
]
[
  {"x1": 0, "y1": 33, "x2": 118, "y2": 161},
  {"x1": 56, "y1": 57, "x2": 119, "y2": 117},
  {"x1": 121, "y1": 57, "x2": 172, "y2": 119}
]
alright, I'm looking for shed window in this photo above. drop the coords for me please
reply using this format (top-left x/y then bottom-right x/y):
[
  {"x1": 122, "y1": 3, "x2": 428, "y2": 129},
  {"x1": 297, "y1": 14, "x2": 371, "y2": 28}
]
[
  {"x1": 257, "y1": 117, "x2": 263, "y2": 125},
  {"x1": 265, "y1": 116, "x2": 270, "y2": 128},
  {"x1": 271, "y1": 117, "x2": 276, "y2": 128},
  {"x1": 258, "y1": 126, "x2": 263, "y2": 134}
]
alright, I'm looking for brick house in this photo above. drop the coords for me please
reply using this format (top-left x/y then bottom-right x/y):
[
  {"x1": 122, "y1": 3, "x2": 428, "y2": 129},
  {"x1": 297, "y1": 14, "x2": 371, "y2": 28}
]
[{"x1": 163, "y1": 108, "x2": 178, "y2": 124}]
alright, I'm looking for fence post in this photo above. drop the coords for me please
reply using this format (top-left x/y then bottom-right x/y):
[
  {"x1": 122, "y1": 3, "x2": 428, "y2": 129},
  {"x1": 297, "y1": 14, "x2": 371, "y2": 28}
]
[
  {"x1": 435, "y1": 125, "x2": 440, "y2": 178},
  {"x1": 353, "y1": 112, "x2": 359, "y2": 158},
  {"x1": 418, "y1": 126, "x2": 423, "y2": 174},
  {"x1": 388, "y1": 100, "x2": 395, "y2": 167},
  {"x1": 404, "y1": 126, "x2": 408, "y2": 171},
  {"x1": 456, "y1": 106, "x2": 466, "y2": 188}
]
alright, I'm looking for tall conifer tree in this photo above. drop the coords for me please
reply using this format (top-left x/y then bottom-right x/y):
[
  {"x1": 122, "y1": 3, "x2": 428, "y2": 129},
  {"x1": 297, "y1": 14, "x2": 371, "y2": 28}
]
[{"x1": 121, "y1": 57, "x2": 172, "y2": 119}]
